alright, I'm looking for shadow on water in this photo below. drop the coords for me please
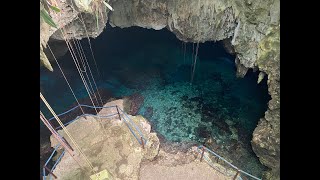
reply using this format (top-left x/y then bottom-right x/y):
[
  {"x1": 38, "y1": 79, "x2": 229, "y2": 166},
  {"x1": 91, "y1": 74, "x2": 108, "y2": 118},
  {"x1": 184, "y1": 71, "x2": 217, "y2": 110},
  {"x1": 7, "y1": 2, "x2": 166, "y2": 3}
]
[{"x1": 40, "y1": 25, "x2": 271, "y2": 177}]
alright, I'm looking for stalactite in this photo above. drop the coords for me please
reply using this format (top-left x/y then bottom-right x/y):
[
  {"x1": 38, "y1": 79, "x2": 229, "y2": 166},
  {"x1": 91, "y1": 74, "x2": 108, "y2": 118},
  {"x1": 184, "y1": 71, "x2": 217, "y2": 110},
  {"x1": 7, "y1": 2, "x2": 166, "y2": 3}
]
[
  {"x1": 257, "y1": 71, "x2": 266, "y2": 84},
  {"x1": 191, "y1": 0, "x2": 200, "y2": 84}
]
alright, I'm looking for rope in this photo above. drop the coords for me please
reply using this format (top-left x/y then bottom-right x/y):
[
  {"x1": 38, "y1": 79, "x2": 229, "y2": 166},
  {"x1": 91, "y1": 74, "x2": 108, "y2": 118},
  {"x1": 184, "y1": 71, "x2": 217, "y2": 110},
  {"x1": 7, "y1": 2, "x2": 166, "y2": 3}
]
[
  {"x1": 45, "y1": 103, "x2": 147, "y2": 145},
  {"x1": 76, "y1": 12, "x2": 105, "y2": 111},
  {"x1": 41, "y1": 112, "x2": 63, "y2": 144},
  {"x1": 183, "y1": 42, "x2": 186, "y2": 64},
  {"x1": 61, "y1": 27, "x2": 110, "y2": 138},
  {"x1": 72, "y1": 38, "x2": 98, "y2": 103},
  {"x1": 61, "y1": 28, "x2": 99, "y2": 115},
  {"x1": 78, "y1": 13, "x2": 102, "y2": 78},
  {"x1": 191, "y1": 0, "x2": 201, "y2": 83},
  {"x1": 43, "y1": 4, "x2": 106, "y2": 178},
  {"x1": 77, "y1": 13, "x2": 104, "y2": 108},
  {"x1": 70, "y1": 38, "x2": 95, "y2": 98},
  {"x1": 191, "y1": 42, "x2": 199, "y2": 83},
  {"x1": 40, "y1": 92, "x2": 99, "y2": 178},
  {"x1": 55, "y1": 2, "x2": 103, "y2": 105},
  {"x1": 47, "y1": 44, "x2": 85, "y2": 114},
  {"x1": 75, "y1": 38, "x2": 104, "y2": 106},
  {"x1": 191, "y1": 43, "x2": 194, "y2": 77}
]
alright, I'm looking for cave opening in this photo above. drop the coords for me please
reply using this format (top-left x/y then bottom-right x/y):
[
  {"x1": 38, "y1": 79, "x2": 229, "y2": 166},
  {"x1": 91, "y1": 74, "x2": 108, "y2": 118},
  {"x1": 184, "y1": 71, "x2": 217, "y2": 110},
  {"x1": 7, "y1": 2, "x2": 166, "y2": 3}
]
[{"x1": 40, "y1": 25, "x2": 271, "y2": 176}]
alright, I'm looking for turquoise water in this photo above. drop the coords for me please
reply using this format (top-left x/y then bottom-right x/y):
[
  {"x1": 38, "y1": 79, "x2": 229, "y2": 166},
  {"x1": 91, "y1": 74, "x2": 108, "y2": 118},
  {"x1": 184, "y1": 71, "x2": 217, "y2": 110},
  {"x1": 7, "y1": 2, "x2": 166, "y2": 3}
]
[{"x1": 40, "y1": 26, "x2": 270, "y2": 176}]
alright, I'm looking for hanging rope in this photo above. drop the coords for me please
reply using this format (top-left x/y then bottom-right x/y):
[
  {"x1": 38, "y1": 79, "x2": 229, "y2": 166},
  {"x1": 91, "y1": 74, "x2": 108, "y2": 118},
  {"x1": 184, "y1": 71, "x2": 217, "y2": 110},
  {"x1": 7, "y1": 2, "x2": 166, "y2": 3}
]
[
  {"x1": 74, "y1": 12, "x2": 104, "y2": 107},
  {"x1": 74, "y1": 38, "x2": 104, "y2": 106},
  {"x1": 40, "y1": 111, "x2": 74, "y2": 156},
  {"x1": 40, "y1": 111, "x2": 88, "y2": 176},
  {"x1": 60, "y1": 27, "x2": 109, "y2": 137},
  {"x1": 61, "y1": 28, "x2": 98, "y2": 113},
  {"x1": 47, "y1": 44, "x2": 85, "y2": 115},
  {"x1": 72, "y1": 38, "x2": 98, "y2": 103},
  {"x1": 43, "y1": 2, "x2": 109, "y2": 178},
  {"x1": 53, "y1": 0, "x2": 103, "y2": 108},
  {"x1": 40, "y1": 92, "x2": 99, "y2": 178},
  {"x1": 191, "y1": 42, "x2": 199, "y2": 83},
  {"x1": 78, "y1": 13, "x2": 102, "y2": 78},
  {"x1": 191, "y1": 43, "x2": 194, "y2": 77},
  {"x1": 183, "y1": 42, "x2": 186, "y2": 64},
  {"x1": 70, "y1": 38, "x2": 95, "y2": 98},
  {"x1": 191, "y1": 0, "x2": 201, "y2": 84},
  {"x1": 55, "y1": 0, "x2": 104, "y2": 108},
  {"x1": 68, "y1": 0, "x2": 102, "y2": 79}
]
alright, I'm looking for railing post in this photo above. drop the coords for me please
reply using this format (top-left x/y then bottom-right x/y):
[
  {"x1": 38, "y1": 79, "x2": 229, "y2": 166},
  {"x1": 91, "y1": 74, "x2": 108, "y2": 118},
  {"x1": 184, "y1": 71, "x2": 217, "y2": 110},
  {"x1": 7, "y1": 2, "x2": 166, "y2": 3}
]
[
  {"x1": 47, "y1": 119, "x2": 55, "y2": 130},
  {"x1": 62, "y1": 137, "x2": 74, "y2": 151},
  {"x1": 200, "y1": 146, "x2": 205, "y2": 162},
  {"x1": 44, "y1": 166, "x2": 57, "y2": 179},
  {"x1": 116, "y1": 105, "x2": 121, "y2": 120},
  {"x1": 141, "y1": 137, "x2": 145, "y2": 149},
  {"x1": 233, "y1": 170, "x2": 240, "y2": 180}
]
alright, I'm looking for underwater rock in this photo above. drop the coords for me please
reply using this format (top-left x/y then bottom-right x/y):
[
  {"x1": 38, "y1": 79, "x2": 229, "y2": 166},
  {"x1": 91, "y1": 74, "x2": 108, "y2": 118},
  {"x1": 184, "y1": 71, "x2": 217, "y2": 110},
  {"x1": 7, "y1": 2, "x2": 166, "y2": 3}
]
[
  {"x1": 189, "y1": 97, "x2": 204, "y2": 103},
  {"x1": 204, "y1": 137, "x2": 219, "y2": 150},
  {"x1": 144, "y1": 106, "x2": 154, "y2": 119},
  {"x1": 127, "y1": 93, "x2": 145, "y2": 115},
  {"x1": 180, "y1": 95, "x2": 188, "y2": 101},
  {"x1": 212, "y1": 119, "x2": 232, "y2": 135},
  {"x1": 201, "y1": 103, "x2": 220, "y2": 123},
  {"x1": 195, "y1": 125, "x2": 211, "y2": 140}
]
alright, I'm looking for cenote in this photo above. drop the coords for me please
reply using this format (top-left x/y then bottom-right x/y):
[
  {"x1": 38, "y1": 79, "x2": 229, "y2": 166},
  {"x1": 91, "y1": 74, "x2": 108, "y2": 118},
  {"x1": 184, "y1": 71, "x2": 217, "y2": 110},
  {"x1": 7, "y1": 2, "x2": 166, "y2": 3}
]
[{"x1": 40, "y1": 26, "x2": 271, "y2": 176}]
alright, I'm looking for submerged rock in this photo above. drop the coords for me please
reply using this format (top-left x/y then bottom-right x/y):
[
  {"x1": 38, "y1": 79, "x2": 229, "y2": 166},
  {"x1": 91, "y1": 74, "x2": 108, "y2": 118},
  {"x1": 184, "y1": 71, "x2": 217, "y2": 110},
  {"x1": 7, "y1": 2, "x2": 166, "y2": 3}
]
[
  {"x1": 144, "y1": 106, "x2": 154, "y2": 119},
  {"x1": 124, "y1": 93, "x2": 145, "y2": 115}
]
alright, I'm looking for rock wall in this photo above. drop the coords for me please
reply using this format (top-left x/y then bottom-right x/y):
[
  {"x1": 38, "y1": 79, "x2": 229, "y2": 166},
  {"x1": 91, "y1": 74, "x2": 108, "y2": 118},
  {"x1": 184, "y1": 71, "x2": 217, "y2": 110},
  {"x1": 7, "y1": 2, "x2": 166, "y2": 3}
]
[
  {"x1": 40, "y1": 0, "x2": 280, "y2": 178},
  {"x1": 109, "y1": 1, "x2": 280, "y2": 178},
  {"x1": 40, "y1": 0, "x2": 110, "y2": 70}
]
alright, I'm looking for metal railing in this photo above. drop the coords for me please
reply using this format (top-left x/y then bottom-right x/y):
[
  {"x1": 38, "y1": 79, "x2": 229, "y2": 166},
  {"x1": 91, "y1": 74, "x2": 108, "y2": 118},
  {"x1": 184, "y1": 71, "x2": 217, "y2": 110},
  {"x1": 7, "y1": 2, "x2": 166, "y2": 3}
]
[
  {"x1": 47, "y1": 104, "x2": 147, "y2": 146},
  {"x1": 42, "y1": 104, "x2": 147, "y2": 179},
  {"x1": 197, "y1": 145, "x2": 261, "y2": 180},
  {"x1": 43, "y1": 104, "x2": 261, "y2": 180},
  {"x1": 43, "y1": 144, "x2": 65, "y2": 180}
]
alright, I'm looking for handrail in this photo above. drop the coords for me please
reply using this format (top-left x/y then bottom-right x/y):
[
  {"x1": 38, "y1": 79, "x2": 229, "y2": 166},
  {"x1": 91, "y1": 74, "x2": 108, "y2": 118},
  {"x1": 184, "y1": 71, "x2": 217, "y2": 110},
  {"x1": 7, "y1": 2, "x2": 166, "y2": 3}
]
[
  {"x1": 119, "y1": 108, "x2": 147, "y2": 145},
  {"x1": 43, "y1": 144, "x2": 65, "y2": 180},
  {"x1": 43, "y1": 104, "x2": 259, "y2": 179},
  {"x1": 197, "y1": 145, "x2": 261, "y2": 180},
  {"x1": 47, "y1": 103, "x2": 147, "y2": 146},
  {"x1": 48, "y1": 104, "x2": 117, "y2": 121},
  {"x1": 55, "y1": 113, "x2": 118, "y2": 129},
  {"x1": 42, "y1": 104, "x2": 148, "y2": 179}
]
